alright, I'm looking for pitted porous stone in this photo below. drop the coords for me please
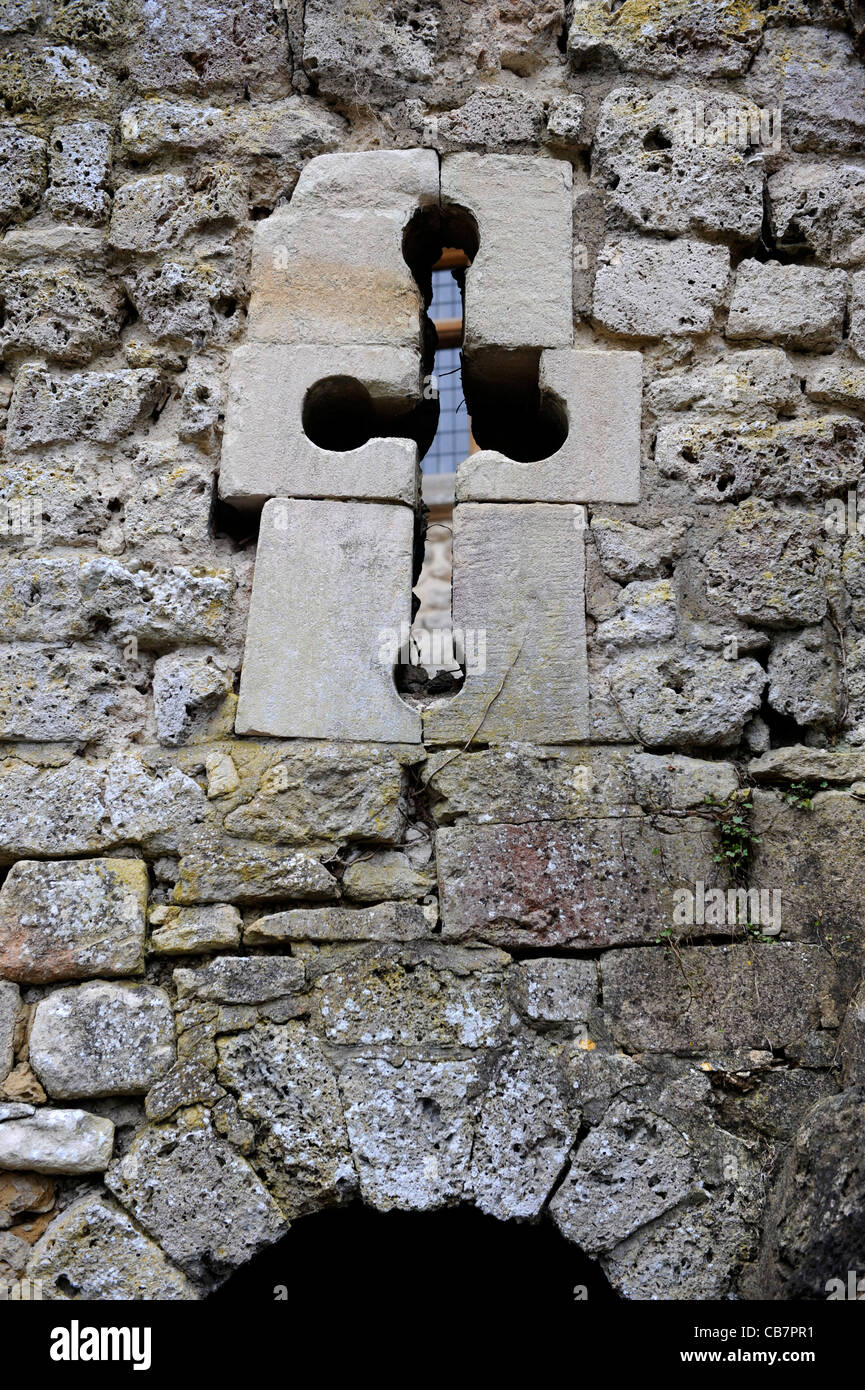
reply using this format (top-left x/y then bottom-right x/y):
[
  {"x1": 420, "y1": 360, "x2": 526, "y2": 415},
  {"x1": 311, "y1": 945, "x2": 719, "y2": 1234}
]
[
  {"x1": 436, "y1": 818, "x2": 732, "y2": 948},
  {"x1": 606, "y1": 646, "x2": 766, "y2": 747},
  {"x1": 442, "y1": 154, "x2": 572, "y2": 350},
  {"x1": 595, "y1": 578, "x2": 677, "y2": 648},
  {"x1": 109, "y1": 167, "x2": 246, "y2": 254},
  {"x1": 0, "y1": 1108, "x2": 114, "y2": 1174},
  {"x1": 29, "y1": 984, "x2": 176, "y2": 1100},
  {"x1": 6, "y1": 364, "x2": 164, "y2": 450},
  {"x1": 768, "y1": 626, "x2": 839, "y2": 729},
  {"x1": 244, "y1": 903, "x2": 429, "y2": 945},
  {"x1": 105, "y1": 1110, "x2": 288, "y2": 1282},
  {"x1": 217, "y1": 1022, "x2": 355, "y2": 1217},
  {"x1": 153, "y1": 654, "x2": 234, "y2": 747},
  {"x1": 235, "y1": 498, "x2": 421, "y2": 744},
  {"x1": 769, "y1": 163, "x2": 865, "y2": 268},
  {"x1": 568, "y1": 0, "x2": 765, "y2": 76},
  {"x1": 246, "y1": 149, "x2": 438, "y2": 348},
  {"x1": 340, "y1": 1056, "x2": 481, "y2": 1211},
  {"x1": 703, "y1": 501, "x2": 829, "y2": 627},
  {"x1": 0, "y1": 983, "x2": 20, "y2": 1084},
  {"x1": 656, "y1": 414, "x2": 865, "y2": 503},
  {"x1": 851, "y1": 271, "x2": 865, "y2": 359},
  {"x1": 806, "y1": 355, "x2": 865, "y2": 411},
  {"x1": 508, "y1": 959, "x2": 598, "y2": 1026},
  {"x1": 456, "y1": 350, "x2": 641, "y2": 504},
  {"x1": 26, "y1": 1195, "x2": 196, "y2": 1300},
  {"x1": 424, "y1": 504, "x2": 588, "y2": 745},
  {"x1": 0, "y1": 858, "x2": 148, "y2": 984},
  {"x1": 172, "y1": 842, "x2": 338, "y2": 904},
  {"x1": 727, "y1": 261, "x2": 848, "y2": 349},
  {"x1": 45, "y1": 120, "x2": 112, "y2": 224},
  {"x1": 592, "y1": 237, "x2": 731, "y2": 339},
  {"x1": 174, "y1": 957, "x2": 305, "y2": 1005},
  {"x1": 0, "y1": 125, "x2": 46, "y2": 226},
  {"x1": 0, "y1": 647, "x2": 142, "y2": 742},
  {"x1": 219, "y1": 343, "x2": 421, "y2": 507},
  {"x1": 149, "y1": 905, "x2": 242, "y2": 955},
  {"x1": 593, "y1": 87, "x2": 765, "y2": 241},
  {"x1": 749, "y1": 27, "x2": 865, "y2": 152},
  {"x1": 0, "y1": 263, "x2": 125, "y2": 363},
  {"x1": 646, "y1": 350, "x2": 801, "y2": 416}
]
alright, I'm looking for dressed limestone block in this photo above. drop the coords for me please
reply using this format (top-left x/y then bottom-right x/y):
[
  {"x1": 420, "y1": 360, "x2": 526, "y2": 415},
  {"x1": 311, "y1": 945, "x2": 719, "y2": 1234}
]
[
  {"x1": 0, "y1": 858, "x2": 148, "y2": 984},
  {"x1": 423, "y1": 504, "x2": 588, "y2": 745},
  {"x1": 236, "y1": 498, "x2": 421, "y2": 743},
  {"x1": 246, "y1": 148, "x2": 439, "y2": 348},
  {"x1": 441, "y1": 153, "x2": 573, "y2": 351},
  {"x1": 29, "y1": 983, "x2": 176, "y2": 1099},
  {"x1": 456, "y1": 349, "x2": 641, "y2": 503},
  {"x1": 218, "y1": 342, "x2": 421, "y2": 507},
  {"x1": 0, "y1": 1109, "x2": 114, "y2": 1174}
]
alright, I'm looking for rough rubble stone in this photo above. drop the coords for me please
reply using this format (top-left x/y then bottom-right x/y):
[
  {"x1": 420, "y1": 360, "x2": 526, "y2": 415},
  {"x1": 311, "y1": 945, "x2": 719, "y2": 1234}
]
[
  {"x1": 0, "y1": 264, "x2": 124, "y2": 363},
  {"x1": 749, "y1": 27, "x2": 865, "y2": 152},
  {"x1": 217, "y1": 1022, "x2": 355, "y2": 1217},
  {"x1": 626, "y1": 753, "x2": 739, "y2": 809},
  {"x1": 0, "y1": 858, "x2": 148, "y2": 984},
  {"x1": 749, "y1": 745, "x2": 865, "y2": 782},
  {"x1": 436, "y1": 819, "x2": 732, "y2": 948},
  {"x1": 124, "y1": 0, "x2": 290, "y2": 98},
  {"x1": 436, "y1": 87, "x2": 546, "y2": 152},
  {"x1": 727, "y1": 261, "x2": 847, "y2": 349},
  {"x1": 601, "y1": 945, "x2": 842, "y2": 1054},
  {"x1": 105, "y1": 1109, "x2": 288, "y2": 1282},
  {"x1": 851, "y1": 270, "x2": 865, "y2": 359},
  {"x1": 6, "y1": 364, "x2": 164, "y2": 450},
  {"x1": 109, "y1": 167, "x2": 246, "y2": 254},
  {"x1": 0, "y1": 646, "x2": 143, "y2": 741},
  {"x1": 768, "y1": 626, "x2": 839, "y2": 727},
  {"x1": 29, "y1": 984, "x2": 176, "y2": 1099},
  {"x1": 341, "y1": 850, "x2": 435, "y2": 902},
  {"x1": 0, "y1": 984, "x2": 20, "y2": 1084},
  {"x1": 26, "y1": 1195, "x2": 196, "y2": 1301},
  {"x1": 647, "y1": 350, "x2": 801, "y2": 416},
  {"x1": 591, "y1": 516, "x2": 690, "y2": 582},
  {"x1": 593, "y1": 86, "x2": 765, "y2": 240},
  {"x1": 174, "y1": 957, "x2": 305, "y2": 1005},
  {"x1": 300, "y1": 0, "x2": 437, "y2": 105},
  {"x1": 149, "y1": 904, "x2": 242, "y2": 955},
  {"x1": 121, "y1": 255, "x2": 242, "y2": 349},
  {"x1": 806, "y1": 354, "x2": 865, "y2": 410},
  {"x1": 235, "y1": 498, "x2": 421, "y2": 743},
  {"x1": 45, "y1": 120, "x2": 112, "y2": 224},
  {"x1": 152, "y1": 654, "x2": 233, "y2": 746},
  {"x1": 595, "y1": 578, "x2": 678, "y2": 648},
  {"x1": 656, "y1": 414, "x2": 865, "y2": 503},
  {"x1": 769, "y1": 162, "x2": 865, "y2": 267},
  {"x1": 593, "y1": 237, "x2": 731, "y2": 339},
  {"x1": 0, "y1": 124, "x2": 46, "y2": 226},
  {"x1": 568, "y1": 0, "x2": 764, "y2": 76},
  {"x1": 0, "y1": 1108, "x2": 114, "y2": 1174},
  {"x1": 703, "y1": 501, "x2": 829, "y2": 626},
  {"x1": 605, "y1": 646, "x2": 766, "y2": 747}
]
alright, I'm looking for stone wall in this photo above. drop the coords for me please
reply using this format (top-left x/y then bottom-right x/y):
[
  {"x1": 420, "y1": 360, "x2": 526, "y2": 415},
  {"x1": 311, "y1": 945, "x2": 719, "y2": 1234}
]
[{"x1": 2, "y1": 0, "x2": 865, "y2": 1302}]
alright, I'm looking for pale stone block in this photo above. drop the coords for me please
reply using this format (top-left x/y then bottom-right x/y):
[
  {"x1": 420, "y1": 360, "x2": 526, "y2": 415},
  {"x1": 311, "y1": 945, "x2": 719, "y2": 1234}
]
[
  {"x1": 246, "y1": 148, "x2": 439, "y2": 348},
  {"x1": 442, "y1": 153, "x2": 573, "y2": 350},
  {"x1": 727, "y1": 261, "x2": 848, "y2": 350},
  {"x1": 219, "y1": 342, "x2": 421, "y2": 507},
  {"x1": 456, "y1": 349, "x2": 641, "y2": 503},
  {"x1": 424, "y1": 504, "x2": 588, "y2": 745},
  {"x1": 236, "y1": 498, "x2": 421, "y2": 743},
  {"x1": 0, "y1": 1109, "x2": 114, "y2": 1174},
  {"x1": 29, "y1": 983, "x2": 176, "y2": 1099},
  {"x1": 593, "y1": 236, "x2": 731, "y2": 339}
]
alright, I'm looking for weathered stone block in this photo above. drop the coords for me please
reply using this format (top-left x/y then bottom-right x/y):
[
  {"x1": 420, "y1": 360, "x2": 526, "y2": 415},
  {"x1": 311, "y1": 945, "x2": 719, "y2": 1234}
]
[
  {"x1": 657, "y1": 415, "x2": 865, "y2": 502},
  {"x1": 727, "y1": 260, "x2": 847, "y2": 349},
  {"x1": 216, "y1": 1022, "x2": 354, "y2": 1218},
  {"x1": 509, "y1": 959, "x2": 598, "y2": 1025},
  {"x1": 593, "y1": 87, "x2": 765, "y2": 240},
  {"x1": 426, "y1": 745, "x2": 636, "y2": 823},
  {"x1": 442, "y1": 153, "x2": 573, "y2": 350},
  {"x1": 0, "y1": 646, "x2": 139, "y2": 741},
  {"x1": 0, "y1": 265, "x2": 124, "y2": 363},
  {"x1": 424, "y1": 504, "x2": 588, "y2": 745},
  {"x1": 769, "y1": 162, "x2": 865, "y2": 267},
  {"x1": 436, "y1": 87, "x2": 547, "y2": 152},
  {"x1": 45, "y1": 120, "x2": 112, "y2": 224},
  {"x1": 342, "y1": 850, "x2": 434, "y2": 902},
  {"x1": 749, "y1": 27, "x2": 865, "y2": 152},
  {"x1": 595, "y1": 578, "x2": 677, "y2": 648},
  {"x1": 749, "y1": 745, "x2": 865, "y2": 783},
  {"x1": 806, "y1": 355, "x2": 865, "y2": 411},
  {"x1": 0, "y1": 1109, "x2": 114, "y2": 1174},
  {"x1": 121, "y1": 255, "x2": 242, "y2": 349},
  {"x1": 456, "y1": 349, "x2": 641, "y2": 504},
  {"x1": 153, "y1": 654, "x2": 233, "y2": 746},
  {"x1": 109, "y1": 167, "x2": 246, "y2": 253},
  {"x1": 219, "y1": 343, "x2": 421, "y2": 507},
  {"x1": 174, "y1": 957, "x2": 305, "y2": 1005},
  {"x1": 647, "y1": 349, "x2": 801, "y2": 416},
  {"x1": 244, "y1": 902, "x2": 430, "y2": 945},
  {"x1": 246, "y1": 149, "x2": 438, "y2": 348},
  {"x1": 591, "y1": 515, "x2": 690, "y2": 581},
  {"x1": 172, "y1": 842, "x2": 338, "y2": 905},
  {"x1": 0, "y1": 858, "x2": 148, "y2": 984},
  {"x1": 436, "y1": 819, "x2": 731, "y2": 948},
  {"x1": 124, "y1": 0, "x2": 289, "y2": 98},
  {"x1": 851, "y1": 270, "x2": 865, "y2": 360},
  {"x1": 0, "y1": 983, "x2": 20, "y2": 1084},
  {"x1": 568, "y1": 0, "x2": 764, "y2": 76},
  {"x1": 29, "y1": 983, "x2": 176, "y2": 1099},
  {"x1": 6, "y1": 364, "x2": 163, "y2": 449},
  {"x1": 593, "y1": 237, "x2": 731, "y2": 339},
  {"x1": 27, "y1": 1195, "x2": 196, "y2": 1300},
  {"x1": 105, "y1": 1111, "x2": 288, "y2": 1281},
  {"x1": 605, "y1": 646, "x2": 766, "y2": 747},
  {"x1": 768, "y1": 626, "x2": 839, "y2": 728},
  {"x1": 704, "y1": 501, "x2": 829, "y2": 626},
  {"x1": 300, "y1": 0, "x2": 436, "y2": 105},
  {"x1": 626, "y1": 753, "x2": 738, "y2": 810},
  {"x1": 149, "y1": 905, "x2": 241, "y2": 955},
  {"x1": 0, "y1": 124, "x2": 46, "y2": 226},
  {"x1": 750, "y1": 790, "x2": 865, "y2": 943},
  {"x1": 235, "y1": 498, "x2": 421, "y2": 743}
]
